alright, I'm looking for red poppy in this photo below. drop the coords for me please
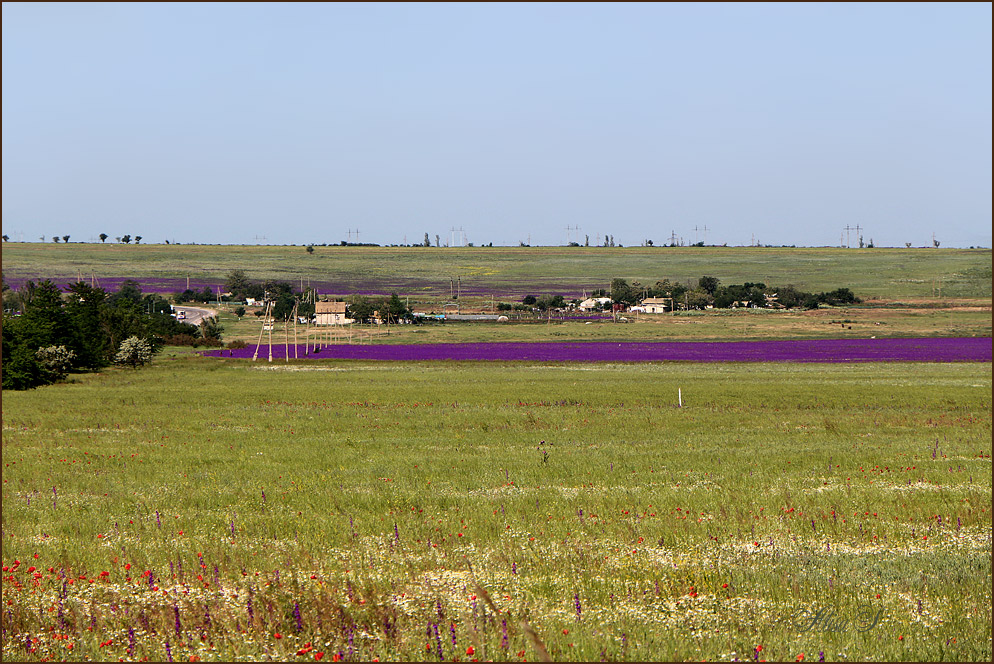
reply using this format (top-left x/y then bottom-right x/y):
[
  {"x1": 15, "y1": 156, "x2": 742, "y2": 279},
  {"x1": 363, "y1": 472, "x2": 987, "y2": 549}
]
[{"x1": 466, "y1": 646, "x2": 475, "y2": 656}]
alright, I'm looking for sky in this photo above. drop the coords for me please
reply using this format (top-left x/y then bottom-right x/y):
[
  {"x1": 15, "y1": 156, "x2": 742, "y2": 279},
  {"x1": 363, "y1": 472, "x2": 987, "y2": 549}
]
[{"x1": 2, "y1": 2, "x2": 991, "y2": 248}]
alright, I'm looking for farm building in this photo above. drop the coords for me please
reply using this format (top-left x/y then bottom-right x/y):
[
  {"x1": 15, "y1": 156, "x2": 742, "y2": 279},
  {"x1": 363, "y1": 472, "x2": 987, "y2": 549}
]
[
  {"x1": 640, "y1": 297, "x2": 673, "y2": 314},
  {"x1": 314, "y1": 301, "x2": 353, "y2": 326},
  {"x1": 579, "y1": 297, "x2": 613, "y2": 311}
]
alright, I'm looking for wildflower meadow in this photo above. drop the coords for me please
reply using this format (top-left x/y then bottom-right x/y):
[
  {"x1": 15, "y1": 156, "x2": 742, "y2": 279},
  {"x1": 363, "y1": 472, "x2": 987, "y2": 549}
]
[{"x1": 2, "y1": 357, "x2": 990, "y2": 661}]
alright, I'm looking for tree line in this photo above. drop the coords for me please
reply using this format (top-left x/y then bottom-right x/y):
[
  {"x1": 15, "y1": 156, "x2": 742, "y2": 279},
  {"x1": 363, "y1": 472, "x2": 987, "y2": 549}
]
[
  {"x1": 609, "y1": 277, "x2": 859, "y2": 309},
  {"x1": 2, "y1": 279, "x2": 219, "y2": 390}
]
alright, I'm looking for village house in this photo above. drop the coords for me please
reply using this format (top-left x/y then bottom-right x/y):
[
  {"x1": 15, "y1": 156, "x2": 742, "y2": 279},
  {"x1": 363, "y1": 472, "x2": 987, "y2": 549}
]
[
  {"x1": 579, "y1": 297, "x2": 613, "y2": 311},
  {"x1": 640, "y1": 297, "x2": 673, "y2": 314},
  {"x1": 314, "y1": 301, "x2": 353, "y2": 325}
]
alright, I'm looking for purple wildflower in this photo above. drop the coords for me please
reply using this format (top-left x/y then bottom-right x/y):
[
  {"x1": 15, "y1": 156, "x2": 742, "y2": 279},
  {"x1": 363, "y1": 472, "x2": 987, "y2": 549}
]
[{"x1": 433, "y1": 622, "x2": 443, "y2": 660}]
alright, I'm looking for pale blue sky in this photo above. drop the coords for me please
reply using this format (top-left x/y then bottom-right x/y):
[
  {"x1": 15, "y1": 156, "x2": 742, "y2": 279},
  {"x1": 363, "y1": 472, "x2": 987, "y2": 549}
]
[{"x1": 3, "y1": 2, "x2": 991, "y2": 247}]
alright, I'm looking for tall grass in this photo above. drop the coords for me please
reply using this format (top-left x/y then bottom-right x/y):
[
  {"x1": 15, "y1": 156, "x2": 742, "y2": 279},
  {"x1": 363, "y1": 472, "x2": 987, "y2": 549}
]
[{"x1": 2, "y1": 358, "x2": 991, "y2": 661}]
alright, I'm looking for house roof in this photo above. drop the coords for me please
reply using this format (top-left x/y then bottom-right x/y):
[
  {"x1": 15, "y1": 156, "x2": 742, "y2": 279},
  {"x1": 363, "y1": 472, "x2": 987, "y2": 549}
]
[
  {"x1": 641, "y1": 298, "x2": 671, "y2": 304},
  {"x1": 315, "y1": 301, "x2": 347, "y2": 314},
  {"x1": 580, "y1": 297, "x2": 612, "y2": 306}
]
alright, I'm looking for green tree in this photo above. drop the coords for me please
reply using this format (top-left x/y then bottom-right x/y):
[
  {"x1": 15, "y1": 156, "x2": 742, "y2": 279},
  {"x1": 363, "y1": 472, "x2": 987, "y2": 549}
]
[
  {"x1": 535, "y1": 294, "x2": 565, "y2": 311},
  {"x1": 306, "y1": 245, "x2": 315, "y2": 254},
  {"x1": 65, "y1": 282, "x2": 110, "y2": 368},
  {"x1": 62, "y1": 235, "x2": 70, "y2": 243},
  {"x1": 225, "y1": 270, "x2": 251, "y2": 297},
  {"x1": 108, "y1": 280, "x2": 143, "y2": 307},
  {"x1": 21, "y1": 280, "x2": 74, "y2": 349},
  {"x1": 200, "y1": 316, "x2": 224, "y2": 341},
  {"x1": 698, "y1": 276, "x2": 720, "y2": 295},
  {"x1": 383, "y1": 293, "x2": 409, "y2": 322},
  {"x1": 610, "y1": 278, "x2": 637, "y2": 305},
  {"x1": 99, "y1": 233, "x2": 108, "y2": 243},
  {"x1": 2, "y1": 315, "x2": 47, "y2": 389},
  {"x1": 686, "y1": 289, "x2": 713, "y2": 309},
  {"x1": 271, "y1": 292, "x2": 298, "y2": 321},
  {"x1": 347, "y1": 295, "x2": 374, "y2": 323}
]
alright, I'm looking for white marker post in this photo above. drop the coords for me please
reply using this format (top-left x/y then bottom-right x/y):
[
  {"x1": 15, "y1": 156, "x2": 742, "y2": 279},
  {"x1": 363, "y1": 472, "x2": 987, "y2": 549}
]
[{"x1": 678, "y1": 388, "x2": 683, "y2": 408}]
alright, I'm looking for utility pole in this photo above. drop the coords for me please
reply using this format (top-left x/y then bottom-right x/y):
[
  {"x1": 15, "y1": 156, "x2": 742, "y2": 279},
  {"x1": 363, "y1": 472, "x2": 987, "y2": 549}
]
[{"x1": 292, "y1": 301, "x2": 299, "y2": 359}]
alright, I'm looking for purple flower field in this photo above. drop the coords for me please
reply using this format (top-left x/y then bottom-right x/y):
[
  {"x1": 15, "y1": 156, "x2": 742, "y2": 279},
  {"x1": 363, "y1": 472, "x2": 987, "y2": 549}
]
[{"x1": 202, "y1": 337, "x2": 992, "y2": 363}]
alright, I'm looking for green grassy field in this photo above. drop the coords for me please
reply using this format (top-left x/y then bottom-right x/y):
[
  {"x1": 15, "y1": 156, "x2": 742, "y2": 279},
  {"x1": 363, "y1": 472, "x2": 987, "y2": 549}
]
[
  {"x1": 2, "y1": 244, "x2": 991, "y2": 302},
  {"x1": 2, "y1": 357, "x2": 991, "y2": 662}
]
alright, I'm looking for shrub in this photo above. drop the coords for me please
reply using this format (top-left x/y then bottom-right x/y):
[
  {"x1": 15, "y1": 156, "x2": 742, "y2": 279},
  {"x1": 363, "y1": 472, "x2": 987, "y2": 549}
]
[
  {"x1": 35, "y1": 345, "x2": 76, "y2": 380},
  {"x1": 114, "y1": 336, "x2": 154, "y2": 368},
  {"x1": 227, "y1": 340, "x2": 248, "y2": 349},
  {"x1": 161, "y1": 334, "x2": 200, "y2": 347}
]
